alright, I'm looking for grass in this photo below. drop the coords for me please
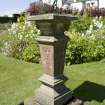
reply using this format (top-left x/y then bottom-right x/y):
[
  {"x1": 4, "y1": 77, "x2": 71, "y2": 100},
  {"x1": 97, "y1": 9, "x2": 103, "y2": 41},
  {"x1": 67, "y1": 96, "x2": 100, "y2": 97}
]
[
  {"x1": 65, "y1": 61, "x2": 105, "y2": 105},
  {"x1": 0, "y1": 54, "x2": 105, "y2": 105},
  {"x1": 0, "y1": 54, "x2": 42, "y2": 105}
]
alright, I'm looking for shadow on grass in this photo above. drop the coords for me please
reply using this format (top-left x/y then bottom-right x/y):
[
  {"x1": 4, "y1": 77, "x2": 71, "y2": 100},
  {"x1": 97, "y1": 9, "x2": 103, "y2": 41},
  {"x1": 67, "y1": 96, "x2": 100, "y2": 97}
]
[
  {"x1": 18, "y1": 102, "x2": 24, "y2": 105},
  {"x1": 19, "y1": 81, "x2": 105, "y2": 105},
  {"x1": 73, "y1": 81, "x2": 105, "y2": 102}
]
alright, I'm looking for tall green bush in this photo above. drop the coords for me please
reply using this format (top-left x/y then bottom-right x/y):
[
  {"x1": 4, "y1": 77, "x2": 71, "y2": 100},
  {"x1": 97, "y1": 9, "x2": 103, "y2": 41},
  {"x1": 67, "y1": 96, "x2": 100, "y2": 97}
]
[
  {"x1": 22, "y1": 42, "x2": 40, "y2": 63},
  {"x1": 3, "y1": 15, "x2": 40, "y2": 63},
  {"x1": 69, "y1": 15, "x2": 92, "y2": 33},
  {"x1": 65, "y1": 17, "x2": 105, "y2": 65}
]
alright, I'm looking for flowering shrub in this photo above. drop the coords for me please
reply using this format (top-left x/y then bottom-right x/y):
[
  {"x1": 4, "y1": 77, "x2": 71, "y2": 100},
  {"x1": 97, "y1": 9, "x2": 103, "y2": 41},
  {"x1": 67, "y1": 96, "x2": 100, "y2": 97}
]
[
  {"x1": 8, "y1": 16, "x2": 40, "y2": 42},
  {"x1": 85, "y1": 17, "x2": 104, "y2": 35},
  {"x1": 3, "y1": 15, "x2": 41, "y2": 63},
  {"x1": 1, "y1": 11, "x2": 105, "y2": 65},
  {"x1": 69, "y1": 16, "x2": 92, "y2": 33},
  {"x1": 65, "y1": 17, "x2": 105, "y2": 65}
]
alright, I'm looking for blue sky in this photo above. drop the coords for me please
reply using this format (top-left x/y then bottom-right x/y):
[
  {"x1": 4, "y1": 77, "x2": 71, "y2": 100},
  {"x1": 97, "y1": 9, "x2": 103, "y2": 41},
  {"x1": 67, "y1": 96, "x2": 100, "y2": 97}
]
[{"x1": 0, "y1": 0, "x2": 36, "y2": 16}]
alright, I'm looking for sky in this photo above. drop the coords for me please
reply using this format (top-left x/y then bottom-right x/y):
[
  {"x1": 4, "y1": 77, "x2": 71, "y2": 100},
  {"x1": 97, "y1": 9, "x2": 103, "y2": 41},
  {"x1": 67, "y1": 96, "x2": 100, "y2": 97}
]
[
  {"x1": 0, "y1": 0, "x2": 36, "y2": 16},
  {"x1": 0, "y1": 0, "x2": 105, "y2": 16}
]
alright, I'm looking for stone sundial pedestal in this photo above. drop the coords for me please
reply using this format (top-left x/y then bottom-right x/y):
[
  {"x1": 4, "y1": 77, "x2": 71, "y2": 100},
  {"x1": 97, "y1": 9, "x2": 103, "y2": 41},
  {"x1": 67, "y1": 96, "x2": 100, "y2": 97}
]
[{"x1": 24, "y1": 14, "x2": 77, "y2": 105}]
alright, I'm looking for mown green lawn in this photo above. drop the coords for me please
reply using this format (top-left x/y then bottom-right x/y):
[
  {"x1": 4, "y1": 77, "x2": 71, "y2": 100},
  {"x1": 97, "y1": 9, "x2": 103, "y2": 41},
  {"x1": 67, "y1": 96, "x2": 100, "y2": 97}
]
[{"x1": 0, "y1": 54, "x2": 105, "y2": 105}]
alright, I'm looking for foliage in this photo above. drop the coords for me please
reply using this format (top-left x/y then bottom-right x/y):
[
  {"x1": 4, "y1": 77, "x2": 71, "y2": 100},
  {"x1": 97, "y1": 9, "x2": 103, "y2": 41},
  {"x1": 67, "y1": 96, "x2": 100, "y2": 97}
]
[
  {"x1": 1, "y1": 7, "x2": 105, "y2": 65},
  {"x1": 65, "y1": 32, "x2": 87, "y2": 65},
  {"x1": 85, "y1": 8, "x2": 105, "y2": 17},
  {"x1": 2, "y1": 15, "x2": 40, "y2": 63},
  {"x1": 1, "y1": 15, "x2": 105, "y2": 65},
  {"x1": 0, "y1": 14, "x2": 20, "y2": 24},
  {"x1": 69, "y1": 15, "x2": 92, "y2": 33},
  {"x1": 65, "y1": 17, "x2": 105, "y2": 65},
  {"x1": 70, "y1": 8, "x2": 105, "y2": 17},
  {"x1": 22, "y1": 42, "x2": 40, "y2": 63}
]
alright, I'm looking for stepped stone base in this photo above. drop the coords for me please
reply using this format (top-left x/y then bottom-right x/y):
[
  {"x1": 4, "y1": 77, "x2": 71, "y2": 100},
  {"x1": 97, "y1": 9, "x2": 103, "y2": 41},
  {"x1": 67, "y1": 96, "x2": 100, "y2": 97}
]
[
  {"x1": 24, "y1": 97, "x2": 84, "y2": 105},
  {"x1": 34, "y1": 86, "x2": 72, "y2": 105},
  {"x1": 23, "y1": 75, "x2": 84, "y2": 105},
  {"x1": 24, "y1": 75, "x2": 72, "y2": 105}
]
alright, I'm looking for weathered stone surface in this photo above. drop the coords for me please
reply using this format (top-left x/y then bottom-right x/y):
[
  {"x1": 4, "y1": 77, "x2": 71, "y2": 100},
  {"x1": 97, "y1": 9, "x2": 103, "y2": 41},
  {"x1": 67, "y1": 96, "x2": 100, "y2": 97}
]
[
  {"x1": 24, "y1": 97, "x2": 84, "y2": 105},
  {"x1": 39, "y1": 74, "x2": 67, "y2": 86},
  {"x1": 67, "y1": 98, "x2": 84, "y2": 105},
  {"x1": 33, "y1": 74, "x2": 72, "y2": 105},
  {"x1": 37, "y1": 36, "x2": 68, "y2": 76},
  {"x1": 26, "y1": 14, "x2": 77, "y2": 22},
  {"x1": 24, "y1": 14, "x2": 77, "y2": 105},
  {"x1": 27, "y1": 14, "x2": 77, "y2": 36}
]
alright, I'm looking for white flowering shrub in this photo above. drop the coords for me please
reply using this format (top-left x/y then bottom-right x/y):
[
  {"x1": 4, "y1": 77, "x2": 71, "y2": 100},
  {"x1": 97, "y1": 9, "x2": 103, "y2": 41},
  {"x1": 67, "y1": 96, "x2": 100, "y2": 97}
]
[
  {"x1": 8, "y1": 18, "x2": 40, "y2": 42},
  {"x1": 66, "y1": 17, "x2": 105, "y2": 65},
  {"x1": 85, "y1": 17, "x2": 104, "y2": 35},
  {"x1": 4, "y1": 15, "x2": 41, "y2": 63}
]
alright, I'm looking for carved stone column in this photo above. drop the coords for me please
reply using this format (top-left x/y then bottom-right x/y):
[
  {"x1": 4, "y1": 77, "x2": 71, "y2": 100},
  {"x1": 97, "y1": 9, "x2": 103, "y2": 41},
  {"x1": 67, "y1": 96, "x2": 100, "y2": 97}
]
[{"x1": 25, "y1": 14, "x2": 77, "y2": 105}]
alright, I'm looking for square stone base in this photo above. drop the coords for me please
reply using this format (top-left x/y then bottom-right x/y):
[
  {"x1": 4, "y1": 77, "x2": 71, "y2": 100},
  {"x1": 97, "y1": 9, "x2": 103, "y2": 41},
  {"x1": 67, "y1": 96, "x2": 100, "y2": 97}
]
[
  {"x1": 24, "y1": 75, "x2": 72, "y2": 105},
  {"x1": 24, "y1": 89, "x2": 72, "y2": 105},
  {"x1": 35, "y1": 88, "x2": 72, "y2": 105},
  {"x1": 23, "y1": 75, "x2": 83, "y2": 105},
  {"x1": 24, "y1": 96, "x2": 83, "y2": 105}
]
